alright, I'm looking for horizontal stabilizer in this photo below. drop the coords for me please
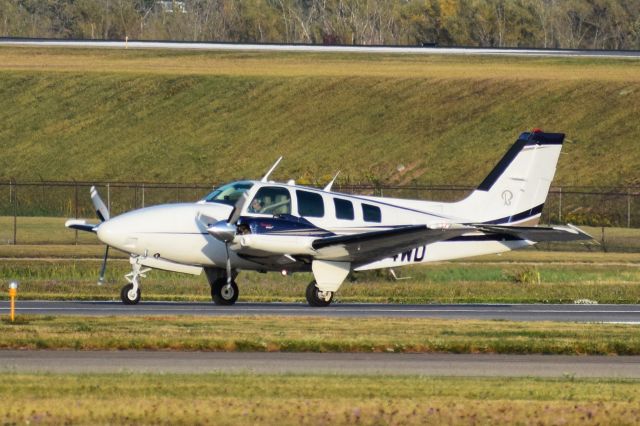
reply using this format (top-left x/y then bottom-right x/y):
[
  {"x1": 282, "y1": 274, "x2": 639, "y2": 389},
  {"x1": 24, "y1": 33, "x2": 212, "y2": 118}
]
[
  {"x1": 65, "y1": 219, "x2": 98, "y2": 233},
  {"x1": 473, "y1": 223, "x2": 593, "y2": 242}
]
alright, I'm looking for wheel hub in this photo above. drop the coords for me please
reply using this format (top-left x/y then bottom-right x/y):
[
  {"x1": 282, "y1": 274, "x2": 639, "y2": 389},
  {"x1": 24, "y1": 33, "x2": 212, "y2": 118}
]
[
  {"x1": 221, "y1": 284, "x2": 235, "y2": 300},
  {"x1": 127, "y1": 289, "x2": 138, "y2": 300},
  {"x1": 318, "y1": 290, "x2": 332, "y2": 302}
]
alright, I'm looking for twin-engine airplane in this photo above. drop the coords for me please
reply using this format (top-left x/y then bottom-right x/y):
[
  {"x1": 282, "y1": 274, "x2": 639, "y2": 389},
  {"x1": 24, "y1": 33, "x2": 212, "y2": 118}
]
[{"x1": 67, "y1": 130, "x2": 591, "y2": 306}]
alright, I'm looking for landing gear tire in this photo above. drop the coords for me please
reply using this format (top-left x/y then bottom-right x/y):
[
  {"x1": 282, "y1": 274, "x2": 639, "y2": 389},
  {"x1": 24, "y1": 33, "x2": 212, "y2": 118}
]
[
  {"x1": 120, "y1": 283, "x2": 141, "y2": 305},
  {"x1": 305, "y1": 280, "x2": 333, "y2": 307},
  {"x1": 211, "y1": 278, "x2": 239, "y2": 306}
]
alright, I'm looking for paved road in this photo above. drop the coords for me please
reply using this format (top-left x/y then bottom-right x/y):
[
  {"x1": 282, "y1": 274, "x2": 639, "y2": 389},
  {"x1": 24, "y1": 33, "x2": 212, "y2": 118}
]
[
  {"x1": 1, "y1": 350, "x2": 638, "y2": 377},
  {"x1": 2, "y1": 301, "x2": 640, "y2": 322},
  {"x1": 2, "y1": 38, "x2": 640, "y2": 58}
]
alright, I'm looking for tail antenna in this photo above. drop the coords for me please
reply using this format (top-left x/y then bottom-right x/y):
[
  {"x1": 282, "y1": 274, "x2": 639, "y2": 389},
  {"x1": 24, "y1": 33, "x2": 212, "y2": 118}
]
[
  {"x1": 323, "y1": 171, "x2": 340, "y2": 191},
  {"x1": 261, "y1": 156, "x2": 283, "y2": 183}
]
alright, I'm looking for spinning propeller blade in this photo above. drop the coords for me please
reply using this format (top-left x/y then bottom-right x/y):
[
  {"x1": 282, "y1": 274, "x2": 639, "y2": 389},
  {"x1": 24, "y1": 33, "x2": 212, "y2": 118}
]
[
  {"x1": 206, "y1": 192, "x2": 251, "y2": 284},
  {"x1": 90, "y1": 186, "x2": 110, "y2": 222},
  {"x1": 90, "y1": 186, "x2": 111, "y2": 285},
  {"x1": 228, "y1": 192, "x2": 249, "y2": 225},
  {"x1": 98, "y1": 246, "x2": 109, "y2": 285}
]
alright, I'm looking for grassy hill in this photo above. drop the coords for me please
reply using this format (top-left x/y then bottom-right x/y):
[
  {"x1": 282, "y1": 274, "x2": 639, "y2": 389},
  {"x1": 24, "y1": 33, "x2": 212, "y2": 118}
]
[{"x1": 1, "y1": 47, "x2": 639, "y2": 187}]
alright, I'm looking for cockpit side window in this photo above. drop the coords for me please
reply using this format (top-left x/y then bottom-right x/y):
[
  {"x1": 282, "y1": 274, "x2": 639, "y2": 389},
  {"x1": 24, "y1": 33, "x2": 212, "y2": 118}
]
[
  {"x1": 297, "y1": 190, "x2": 325, "y2": 218},
  {"x1": 362, "y1": 203, "x2": 382, "y2": 223},
  {"x1": 248, "y1": 187, "x2": 291, "y2": 215},
  {"x1": 204, "y1": 182, "x2": 254, "y2": 206}
]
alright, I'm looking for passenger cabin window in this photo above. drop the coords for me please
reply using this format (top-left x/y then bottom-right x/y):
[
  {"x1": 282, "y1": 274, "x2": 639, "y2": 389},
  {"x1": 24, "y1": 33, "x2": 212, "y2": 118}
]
[
  {"x1": 297, "y1": 190, "x2": 324, "y2": 218},
  {"x1": 248, "y1": 187, "x2": 291, "y2": 215},
  {"x1": 333, "y1": 198, "x2": 354, "y2": 220},
  {"x1": 362, "y1": 203, "x2": 382, "y2": 223},
  {"x1": 203, "y1": 182, "x2": 253, "y2": 206}
]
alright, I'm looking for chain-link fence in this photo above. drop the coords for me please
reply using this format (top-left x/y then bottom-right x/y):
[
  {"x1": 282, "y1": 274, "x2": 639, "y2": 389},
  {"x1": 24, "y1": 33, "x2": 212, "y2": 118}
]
[{"x1": 0, "y1": 180, "x2": 638, "y2": 250}]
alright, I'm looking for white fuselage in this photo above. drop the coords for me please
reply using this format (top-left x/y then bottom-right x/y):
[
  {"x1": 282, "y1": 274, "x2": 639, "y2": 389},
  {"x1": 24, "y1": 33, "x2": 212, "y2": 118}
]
[{"x1": 95, "y1": 181, "x2": 535, "y2": 274}]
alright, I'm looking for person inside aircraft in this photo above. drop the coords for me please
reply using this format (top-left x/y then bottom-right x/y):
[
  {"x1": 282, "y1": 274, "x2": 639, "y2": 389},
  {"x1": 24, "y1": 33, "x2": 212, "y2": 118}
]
[
  {"x1": 249, "y1": 198, "x2": 262, "y2": 213},
  {"x1": 248, "y1": 187, "x2": 291, "y2": 215}
]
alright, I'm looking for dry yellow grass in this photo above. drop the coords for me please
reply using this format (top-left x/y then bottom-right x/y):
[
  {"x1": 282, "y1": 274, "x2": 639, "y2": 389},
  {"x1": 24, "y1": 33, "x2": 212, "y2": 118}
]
[
  {"x1": 1, "y1": 316, "x2": 639, "y2": 354},
  {"x1": 1, "y1": 374, "x2": 639, "y2": 425},
  {"x1": 2, "y1": 46, "x2": 640, "y2": 81}
]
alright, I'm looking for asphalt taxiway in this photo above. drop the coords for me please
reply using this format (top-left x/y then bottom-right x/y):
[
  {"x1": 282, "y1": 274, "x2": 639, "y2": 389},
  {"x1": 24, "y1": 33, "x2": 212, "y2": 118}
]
[
  {"x1": 1, "y1": 351, "x2": 639, "y2": 378},
  {"x1": 2, "y1": 301, "x2": 640, "y2": 323}
]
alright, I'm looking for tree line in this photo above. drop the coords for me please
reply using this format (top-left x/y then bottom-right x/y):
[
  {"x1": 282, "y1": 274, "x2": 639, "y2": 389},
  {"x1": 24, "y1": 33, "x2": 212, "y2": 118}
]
[{"x1": 1, "y1": 0, "x2": 639, "y2": 49}]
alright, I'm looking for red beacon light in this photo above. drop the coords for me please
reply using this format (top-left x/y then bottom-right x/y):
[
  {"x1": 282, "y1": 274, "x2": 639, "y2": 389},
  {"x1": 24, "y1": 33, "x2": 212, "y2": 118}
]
[{"x1": 532, "y1": 128, "x2": 543, "y2": 134}]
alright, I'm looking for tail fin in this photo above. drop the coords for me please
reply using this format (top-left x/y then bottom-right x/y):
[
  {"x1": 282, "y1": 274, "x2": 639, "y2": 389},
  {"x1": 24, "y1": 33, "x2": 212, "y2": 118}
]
[{"x1": 454, "y1": 130, "x2": 564, "y2": 225}]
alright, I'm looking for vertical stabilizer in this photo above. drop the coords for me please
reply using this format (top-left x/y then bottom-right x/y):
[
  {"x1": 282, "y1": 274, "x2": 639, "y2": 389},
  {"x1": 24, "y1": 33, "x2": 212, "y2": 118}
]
[{"x1": 454, "y1": 131, "x2": 564, "y2": 225}]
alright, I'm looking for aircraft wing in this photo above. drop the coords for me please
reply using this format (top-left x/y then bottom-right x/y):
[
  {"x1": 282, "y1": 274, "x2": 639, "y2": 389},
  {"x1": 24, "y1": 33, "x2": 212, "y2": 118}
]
[
  {"x1": 311, "y1": 225, "x2": 473, "y2": 263},
  {"x1": 472, "y1": 223, "x2": 593, "y2": 242},
  {"x1": 310, "y1": 223, "x2": 592, "y2": 264}
]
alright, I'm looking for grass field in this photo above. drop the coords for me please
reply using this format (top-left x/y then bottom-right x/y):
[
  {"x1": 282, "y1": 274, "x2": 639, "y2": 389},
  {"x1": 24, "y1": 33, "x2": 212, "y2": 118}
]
[
  {"x1": 1, "y1": 316, "x2": 639, "y2": 354},
  {"x1": 2, "y1": 373, "x2": 638, "y2": 425},
  {"x1": 2, "y1": 253, "x2": 640, "y2": 303},
  {"x1": 0, "y1": 46, "x2": 639, "y2": 188},
  {"x1": 1, "y1": 234, "x2": 640, "y2": 303}
]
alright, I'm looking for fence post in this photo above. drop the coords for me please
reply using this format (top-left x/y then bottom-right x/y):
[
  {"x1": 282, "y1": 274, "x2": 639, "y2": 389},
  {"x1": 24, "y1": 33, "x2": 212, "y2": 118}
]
[
  {"x1": 107, "y1": 183, "x2": 110, "y2": 213},
  {"x1": 558, "y1": 187, "x2": 562, "y2": 222},
  {"x1": 142, "y1": 183, "x2": 145, "y2": 208},
  {"x1": 628, "y1": 189, "x2": 631, "y2": 228},
  {"x1": 11, "y1": 178, "x2": 17, "y2": 245},
  {"x1": 74, "y1": 180, "x2": 78, "y2": 245}
]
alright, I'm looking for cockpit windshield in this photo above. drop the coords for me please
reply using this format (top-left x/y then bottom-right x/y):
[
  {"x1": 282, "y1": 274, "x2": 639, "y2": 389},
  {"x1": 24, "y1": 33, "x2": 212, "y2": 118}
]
[{"x1": 202, "y1": 181, "x2": 254, "y2": 206}]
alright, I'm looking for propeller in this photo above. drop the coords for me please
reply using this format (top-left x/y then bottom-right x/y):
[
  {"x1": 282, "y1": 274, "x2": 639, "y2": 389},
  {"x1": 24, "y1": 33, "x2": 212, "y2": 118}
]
[
  {"x1": 90, "y1": 185, "x2": 111, "y2": 285},
  {"x1": 206, "y1": 192, "x2": 250, "y2": 285}
]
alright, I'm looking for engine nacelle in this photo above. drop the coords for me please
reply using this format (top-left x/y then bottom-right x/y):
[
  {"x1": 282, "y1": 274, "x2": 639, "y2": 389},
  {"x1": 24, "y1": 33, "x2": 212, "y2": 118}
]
[{"x1": 233, "y1": 234, "x2": 315, "y2": 256}]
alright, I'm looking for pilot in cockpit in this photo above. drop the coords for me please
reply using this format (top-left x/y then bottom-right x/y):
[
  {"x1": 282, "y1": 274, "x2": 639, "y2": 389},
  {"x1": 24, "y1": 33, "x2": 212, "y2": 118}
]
[{"x1": 249, "y1": 197, "x2": 263, "y2": 213}]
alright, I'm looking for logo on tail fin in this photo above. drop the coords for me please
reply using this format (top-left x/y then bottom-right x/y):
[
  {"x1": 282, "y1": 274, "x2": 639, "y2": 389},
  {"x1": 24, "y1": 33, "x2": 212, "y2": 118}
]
[{"x1": 501, "y1": 190, "x2": 513, "y2": 206}]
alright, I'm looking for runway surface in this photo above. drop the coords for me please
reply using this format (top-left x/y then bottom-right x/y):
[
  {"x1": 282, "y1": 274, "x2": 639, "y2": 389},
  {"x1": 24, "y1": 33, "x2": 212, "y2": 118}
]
[
  {"x1": 1, "y1": 350, "x2": 638, "y2": 377},
  {"x1": 2, "y1": 38, "x2": 640, "y2": 59},
  {"x1": 2, "y1": 301, "x2": 640, "y2": 322}
]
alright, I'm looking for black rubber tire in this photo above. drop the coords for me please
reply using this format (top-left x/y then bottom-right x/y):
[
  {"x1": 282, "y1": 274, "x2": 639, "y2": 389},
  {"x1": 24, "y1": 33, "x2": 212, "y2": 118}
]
[
  {"x1": 211, "y1": 278, "x2": 239, "y2": 305},
  {"x1": 120, "y1": 283, "x2": 141, "y2": 305},
  {"x1": 305, "y1": 280, "x2": 333, "y2": 307}
]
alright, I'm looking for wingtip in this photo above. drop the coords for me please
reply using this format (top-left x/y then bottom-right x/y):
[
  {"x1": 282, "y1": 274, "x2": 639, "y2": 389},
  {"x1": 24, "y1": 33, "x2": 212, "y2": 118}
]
[{"x1": 566, "y1": 223, "x2": 595, "y2": 240}]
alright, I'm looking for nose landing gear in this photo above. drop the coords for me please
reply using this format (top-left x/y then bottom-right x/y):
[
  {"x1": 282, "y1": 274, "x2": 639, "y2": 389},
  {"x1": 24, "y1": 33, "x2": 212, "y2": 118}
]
[
  {"x1": 205, "y1": 267, "x2": 239, "y2": 305},
  {"x1": 211, "y1": 279, "x2": 239, "y2": 305},
  {"x1": 121, "y1": 256, "x2": 150, "y2": 305}
]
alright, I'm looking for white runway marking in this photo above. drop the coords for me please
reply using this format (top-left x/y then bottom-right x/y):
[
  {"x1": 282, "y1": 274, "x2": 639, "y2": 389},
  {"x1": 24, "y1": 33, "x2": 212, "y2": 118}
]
[{"x1": 1, "y1": 39, "x2": 640, "y2": 59}]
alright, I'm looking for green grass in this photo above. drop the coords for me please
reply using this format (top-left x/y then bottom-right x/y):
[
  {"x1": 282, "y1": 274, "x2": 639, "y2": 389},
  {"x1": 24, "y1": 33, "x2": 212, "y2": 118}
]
[
  {"x1": 0, "y1": 46, "x2": 639, "y2": 188},
  {"x1": 2, "y1": 243, "x2": 640, "y2": 303},
  {"x1": 2, "y1": 251, "x2": 640, "y2": 303},
  {"x1": 1, "y1": 374, "x2": 638, "y2": 425},
  {"x1": 1, "y1": 316, "x2": 639, "y2": 354}
]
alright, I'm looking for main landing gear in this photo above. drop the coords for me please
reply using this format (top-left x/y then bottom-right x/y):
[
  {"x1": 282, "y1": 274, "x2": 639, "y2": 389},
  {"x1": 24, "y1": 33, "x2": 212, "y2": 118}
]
[
  {"x1": 305, "y1": 280, "x2": 333, "y2": 307},
  {"x1": 120, "y1": 256, "x2": 149, "y2": 305},
  {"x1": 205, "y1": 267, "x2": 239, "y2": 305}
]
